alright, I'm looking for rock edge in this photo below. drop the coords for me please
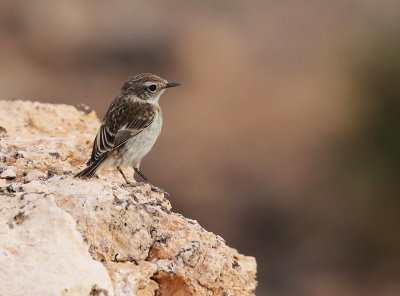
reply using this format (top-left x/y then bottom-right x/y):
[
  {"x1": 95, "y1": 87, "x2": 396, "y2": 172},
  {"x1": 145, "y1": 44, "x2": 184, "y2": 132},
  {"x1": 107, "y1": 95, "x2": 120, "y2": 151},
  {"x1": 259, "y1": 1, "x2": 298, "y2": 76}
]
[{"x1": 0, "y1": 100, "x2": 257, "y2": 296}]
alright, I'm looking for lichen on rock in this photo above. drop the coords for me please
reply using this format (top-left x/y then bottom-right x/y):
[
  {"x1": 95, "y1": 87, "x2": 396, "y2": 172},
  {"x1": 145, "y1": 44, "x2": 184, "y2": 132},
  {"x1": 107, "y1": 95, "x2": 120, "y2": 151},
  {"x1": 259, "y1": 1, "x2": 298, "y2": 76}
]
[{"x1": 0, "y1": 100, "x2": 257, "y2": 296}]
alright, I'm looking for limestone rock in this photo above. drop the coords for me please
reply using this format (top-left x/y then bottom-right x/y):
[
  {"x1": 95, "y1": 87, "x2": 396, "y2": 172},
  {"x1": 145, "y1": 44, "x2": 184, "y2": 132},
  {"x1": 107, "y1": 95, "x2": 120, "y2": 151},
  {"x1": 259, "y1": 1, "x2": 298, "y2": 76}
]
[
  {"x1": 0, "y1": 100, "x2": 257, "y2": 296},
  {"x1": 0, "y1": 178, "x2": 7, "y2": 188},
  {"x1": 1, "y1": 166, "x2": 16, "y2": 179},
  {"x1": 23, "y1": 169, "x2": 47, "y2": 182},
  {"x1": 107, "y1": 262, "x2": 159, "y2": 296},
  {"x1": 0, "y1": 193, "x2": 113, "y2": 296}
]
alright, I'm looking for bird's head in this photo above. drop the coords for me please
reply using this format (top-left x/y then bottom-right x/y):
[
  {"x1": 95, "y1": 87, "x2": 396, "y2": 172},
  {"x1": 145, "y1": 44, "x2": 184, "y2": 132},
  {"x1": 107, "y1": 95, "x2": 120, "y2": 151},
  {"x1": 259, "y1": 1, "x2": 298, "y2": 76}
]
[{"x1": 122, "y1": 73, "x2": 180, "y2": 103}]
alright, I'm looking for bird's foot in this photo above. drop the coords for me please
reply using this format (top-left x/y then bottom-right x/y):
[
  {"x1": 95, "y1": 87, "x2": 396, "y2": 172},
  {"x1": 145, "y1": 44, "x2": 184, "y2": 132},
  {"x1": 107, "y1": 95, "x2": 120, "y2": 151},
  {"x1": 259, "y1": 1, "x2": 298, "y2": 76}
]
[
  {"x1": 122, "y1": 182, "x2": 169, "y2": 195},
  {"x1": 149, "y1": 185, "x2": 169, "y2": 196},
  {"x1": 122, "y1": 181, "x2": 148, "y2": 188}
]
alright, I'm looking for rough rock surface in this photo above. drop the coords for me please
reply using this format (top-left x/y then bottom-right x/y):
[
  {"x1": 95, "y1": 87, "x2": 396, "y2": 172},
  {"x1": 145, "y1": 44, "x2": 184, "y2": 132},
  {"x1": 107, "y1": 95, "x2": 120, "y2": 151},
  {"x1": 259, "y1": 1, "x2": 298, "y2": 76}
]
[{"x1": 0, "y1": 100, "x2": 257, "y2": 296}]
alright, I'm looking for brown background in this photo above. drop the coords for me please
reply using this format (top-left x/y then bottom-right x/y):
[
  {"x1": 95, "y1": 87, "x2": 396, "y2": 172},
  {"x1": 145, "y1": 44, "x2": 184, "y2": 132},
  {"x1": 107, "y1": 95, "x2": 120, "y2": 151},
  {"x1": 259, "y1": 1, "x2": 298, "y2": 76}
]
[{"x1": 1, "y1": 1, "x2": 400, "y2": 295}]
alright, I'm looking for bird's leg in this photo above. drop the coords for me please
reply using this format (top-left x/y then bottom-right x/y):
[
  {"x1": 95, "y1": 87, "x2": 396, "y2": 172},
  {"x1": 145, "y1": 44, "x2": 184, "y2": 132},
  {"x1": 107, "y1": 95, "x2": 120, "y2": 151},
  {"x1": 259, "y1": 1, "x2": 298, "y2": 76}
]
[
  {"x1": 118, "y1": 166, "x2": 148, "y2": 188},
  {"x1": 118, "y1": 167, "x2": 129, "y2": 184},
  {"x1": 134, "y1": 167, "x2": 151, "y2": 183},
  {"x1": 118, "y1": 167, "x2": 138, "y2": 186},
  {"x1": 118, "y1": 166, "x2": 166, "y2": 194},
  {"x1": 134, "y1": 167, "x2": 169, "y2": 195}
]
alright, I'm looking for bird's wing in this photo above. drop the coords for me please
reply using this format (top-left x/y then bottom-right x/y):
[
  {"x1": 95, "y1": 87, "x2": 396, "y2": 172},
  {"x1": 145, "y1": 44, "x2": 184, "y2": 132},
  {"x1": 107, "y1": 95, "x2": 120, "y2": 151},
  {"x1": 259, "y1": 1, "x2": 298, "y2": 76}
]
[{"x1": 87, "y1": 101, "x2": 156, "y2": 165}]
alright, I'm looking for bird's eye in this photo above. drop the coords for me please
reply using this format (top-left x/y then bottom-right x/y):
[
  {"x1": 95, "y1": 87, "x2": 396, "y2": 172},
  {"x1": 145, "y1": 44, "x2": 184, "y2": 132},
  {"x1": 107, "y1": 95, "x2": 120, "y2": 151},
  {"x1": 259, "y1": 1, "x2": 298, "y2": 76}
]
[{"x1": 148, "y1": 84, "x2": 157, "y2": 92}]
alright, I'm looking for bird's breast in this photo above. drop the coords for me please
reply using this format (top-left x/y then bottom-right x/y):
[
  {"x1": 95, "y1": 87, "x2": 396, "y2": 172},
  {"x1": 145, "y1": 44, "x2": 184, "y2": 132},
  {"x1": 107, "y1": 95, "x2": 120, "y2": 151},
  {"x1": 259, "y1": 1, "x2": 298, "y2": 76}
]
[{"x1": 118, "y1": 111, "x2": 163, "y2": 166}]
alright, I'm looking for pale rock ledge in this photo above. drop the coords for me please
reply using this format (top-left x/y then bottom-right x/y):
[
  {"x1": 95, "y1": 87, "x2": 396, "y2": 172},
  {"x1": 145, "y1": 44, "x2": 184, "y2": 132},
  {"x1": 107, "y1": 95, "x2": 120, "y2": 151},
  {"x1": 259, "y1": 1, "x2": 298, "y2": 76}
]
[{"x1": 0, "y1": 100, "x2": 257, "y2": 296}]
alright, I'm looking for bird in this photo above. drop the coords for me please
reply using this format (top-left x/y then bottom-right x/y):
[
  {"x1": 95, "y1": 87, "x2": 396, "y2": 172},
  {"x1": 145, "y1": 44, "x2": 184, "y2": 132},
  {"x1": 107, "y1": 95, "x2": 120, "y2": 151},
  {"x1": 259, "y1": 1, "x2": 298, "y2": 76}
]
[{"x1": 75, "y1": 73, "x2": 180, "y2": 194}]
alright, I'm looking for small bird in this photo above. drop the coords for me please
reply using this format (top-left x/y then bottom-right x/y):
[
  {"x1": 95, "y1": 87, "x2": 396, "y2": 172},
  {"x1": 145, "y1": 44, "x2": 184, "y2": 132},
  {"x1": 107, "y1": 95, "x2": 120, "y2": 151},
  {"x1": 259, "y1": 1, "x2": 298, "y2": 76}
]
[{"x1": 75, "y1": 73, "x2": 180, "y2": 194}]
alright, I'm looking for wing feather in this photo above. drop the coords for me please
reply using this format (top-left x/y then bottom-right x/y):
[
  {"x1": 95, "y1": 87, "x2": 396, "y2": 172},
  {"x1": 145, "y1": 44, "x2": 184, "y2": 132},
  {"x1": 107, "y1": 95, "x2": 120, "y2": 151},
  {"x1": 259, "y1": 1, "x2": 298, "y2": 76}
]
[
  {"x1": 113, "y1": 130, "x2": 137, "y2": 149},
  {"x1": 86, "y1": 101, "x2": 156, "y2": 165}
]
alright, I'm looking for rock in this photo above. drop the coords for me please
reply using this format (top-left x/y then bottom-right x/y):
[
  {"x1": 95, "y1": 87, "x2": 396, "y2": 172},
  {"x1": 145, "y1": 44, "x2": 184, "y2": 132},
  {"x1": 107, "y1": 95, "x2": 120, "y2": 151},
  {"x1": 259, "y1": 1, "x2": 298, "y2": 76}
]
[
  {"x1": 49, "y1": 151, "x2": 60, "y2": 159},
  {"x1": 23, "y1": 180, "x2": 48, "y2": 193},
  {"x1": 11, "y1": 150, "x2": 27, "y2": 159},
  {"x1": 107, "y1": 262, "x2": 159, "y2": 296},
  {"x1": 75, "y1": 103, "x2": 93, "y2": 115},
  {"x1": 0, "y1": 126, "x2": 7, "y2": 137},
  {"x1": 0, "y1": 100, "x2": 257, "y2": 296},
  {"x1": 1, "y1": 167, "x2": 16, "y2": 180},
  {"x1": 6, "y1": 182, "x2": 22, "y2": 193},
  {"x1": 0, "y1": 193, "x2": 114, "y2": 296},
  {"x1": 23, "y1": 170, "x2": 47, "y2": 182},
  {"x1": 0, "y1": 163, "x2": 7, "y2": 174}
]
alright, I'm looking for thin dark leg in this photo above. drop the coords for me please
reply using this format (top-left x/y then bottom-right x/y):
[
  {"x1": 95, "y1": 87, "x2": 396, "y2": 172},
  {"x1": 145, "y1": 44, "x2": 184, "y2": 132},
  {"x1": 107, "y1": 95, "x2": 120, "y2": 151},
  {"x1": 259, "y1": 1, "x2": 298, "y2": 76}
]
[
  {"x1": 134, "y1": 168, "x2": 151, "y2": 183},
  {"x1": 134, "y1": 167, "x2": 169, "y2": 195},
  {"x1": 118, "y1": 166, "x2": 130, "y2": 184}
]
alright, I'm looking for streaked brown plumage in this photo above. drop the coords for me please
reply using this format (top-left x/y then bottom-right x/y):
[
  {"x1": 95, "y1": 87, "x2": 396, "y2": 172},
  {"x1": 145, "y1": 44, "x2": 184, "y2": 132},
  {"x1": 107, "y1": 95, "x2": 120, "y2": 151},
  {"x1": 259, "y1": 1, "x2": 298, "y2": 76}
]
[{"x1": 75, "y1": 73, "x2": 180, "y2": 193}]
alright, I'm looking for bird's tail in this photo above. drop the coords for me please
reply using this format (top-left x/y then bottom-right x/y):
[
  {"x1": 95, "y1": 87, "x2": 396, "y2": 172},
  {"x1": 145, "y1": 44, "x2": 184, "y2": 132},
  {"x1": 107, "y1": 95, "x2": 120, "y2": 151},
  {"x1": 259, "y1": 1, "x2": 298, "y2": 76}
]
[{"x1": 74, "y1": 154, "x2": 107, "y2": 179}]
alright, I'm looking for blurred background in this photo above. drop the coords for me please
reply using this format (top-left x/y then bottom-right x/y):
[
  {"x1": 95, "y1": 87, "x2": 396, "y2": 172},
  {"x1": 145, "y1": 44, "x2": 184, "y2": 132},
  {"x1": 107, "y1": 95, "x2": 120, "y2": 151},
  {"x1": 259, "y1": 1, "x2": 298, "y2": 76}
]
[{"x1": 1, "y1": 1, "x2": 399, "y2": 295}]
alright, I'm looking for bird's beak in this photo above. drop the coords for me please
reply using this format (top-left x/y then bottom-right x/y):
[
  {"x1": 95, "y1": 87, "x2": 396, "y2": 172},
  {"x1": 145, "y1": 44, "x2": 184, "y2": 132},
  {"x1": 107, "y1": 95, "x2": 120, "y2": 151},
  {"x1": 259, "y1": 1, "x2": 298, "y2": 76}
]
[{"x1": 165, "y1": 82, "x2": 181, "y2": 88}]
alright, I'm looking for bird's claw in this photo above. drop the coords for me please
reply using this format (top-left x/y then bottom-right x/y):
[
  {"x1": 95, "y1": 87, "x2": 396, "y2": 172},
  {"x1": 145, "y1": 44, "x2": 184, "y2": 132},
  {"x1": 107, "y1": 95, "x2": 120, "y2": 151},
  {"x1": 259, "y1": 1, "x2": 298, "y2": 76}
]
[
  {"x1": 122, "y1": 181, "x2": 148, "y2": 188},
  {"x1": 122, "y1": 182, "x2": 169, "y2": 195},
  {"x1": 150, "y1": 185, "x2": 169, "y2": 196}
]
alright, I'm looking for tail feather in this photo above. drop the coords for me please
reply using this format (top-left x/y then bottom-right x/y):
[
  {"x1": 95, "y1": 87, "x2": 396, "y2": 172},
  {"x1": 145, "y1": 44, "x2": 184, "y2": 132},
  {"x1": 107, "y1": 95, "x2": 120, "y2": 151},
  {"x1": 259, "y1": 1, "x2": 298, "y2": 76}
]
[{"x1": 75, "y1": 154, "x2": 107, "y2": 179}]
